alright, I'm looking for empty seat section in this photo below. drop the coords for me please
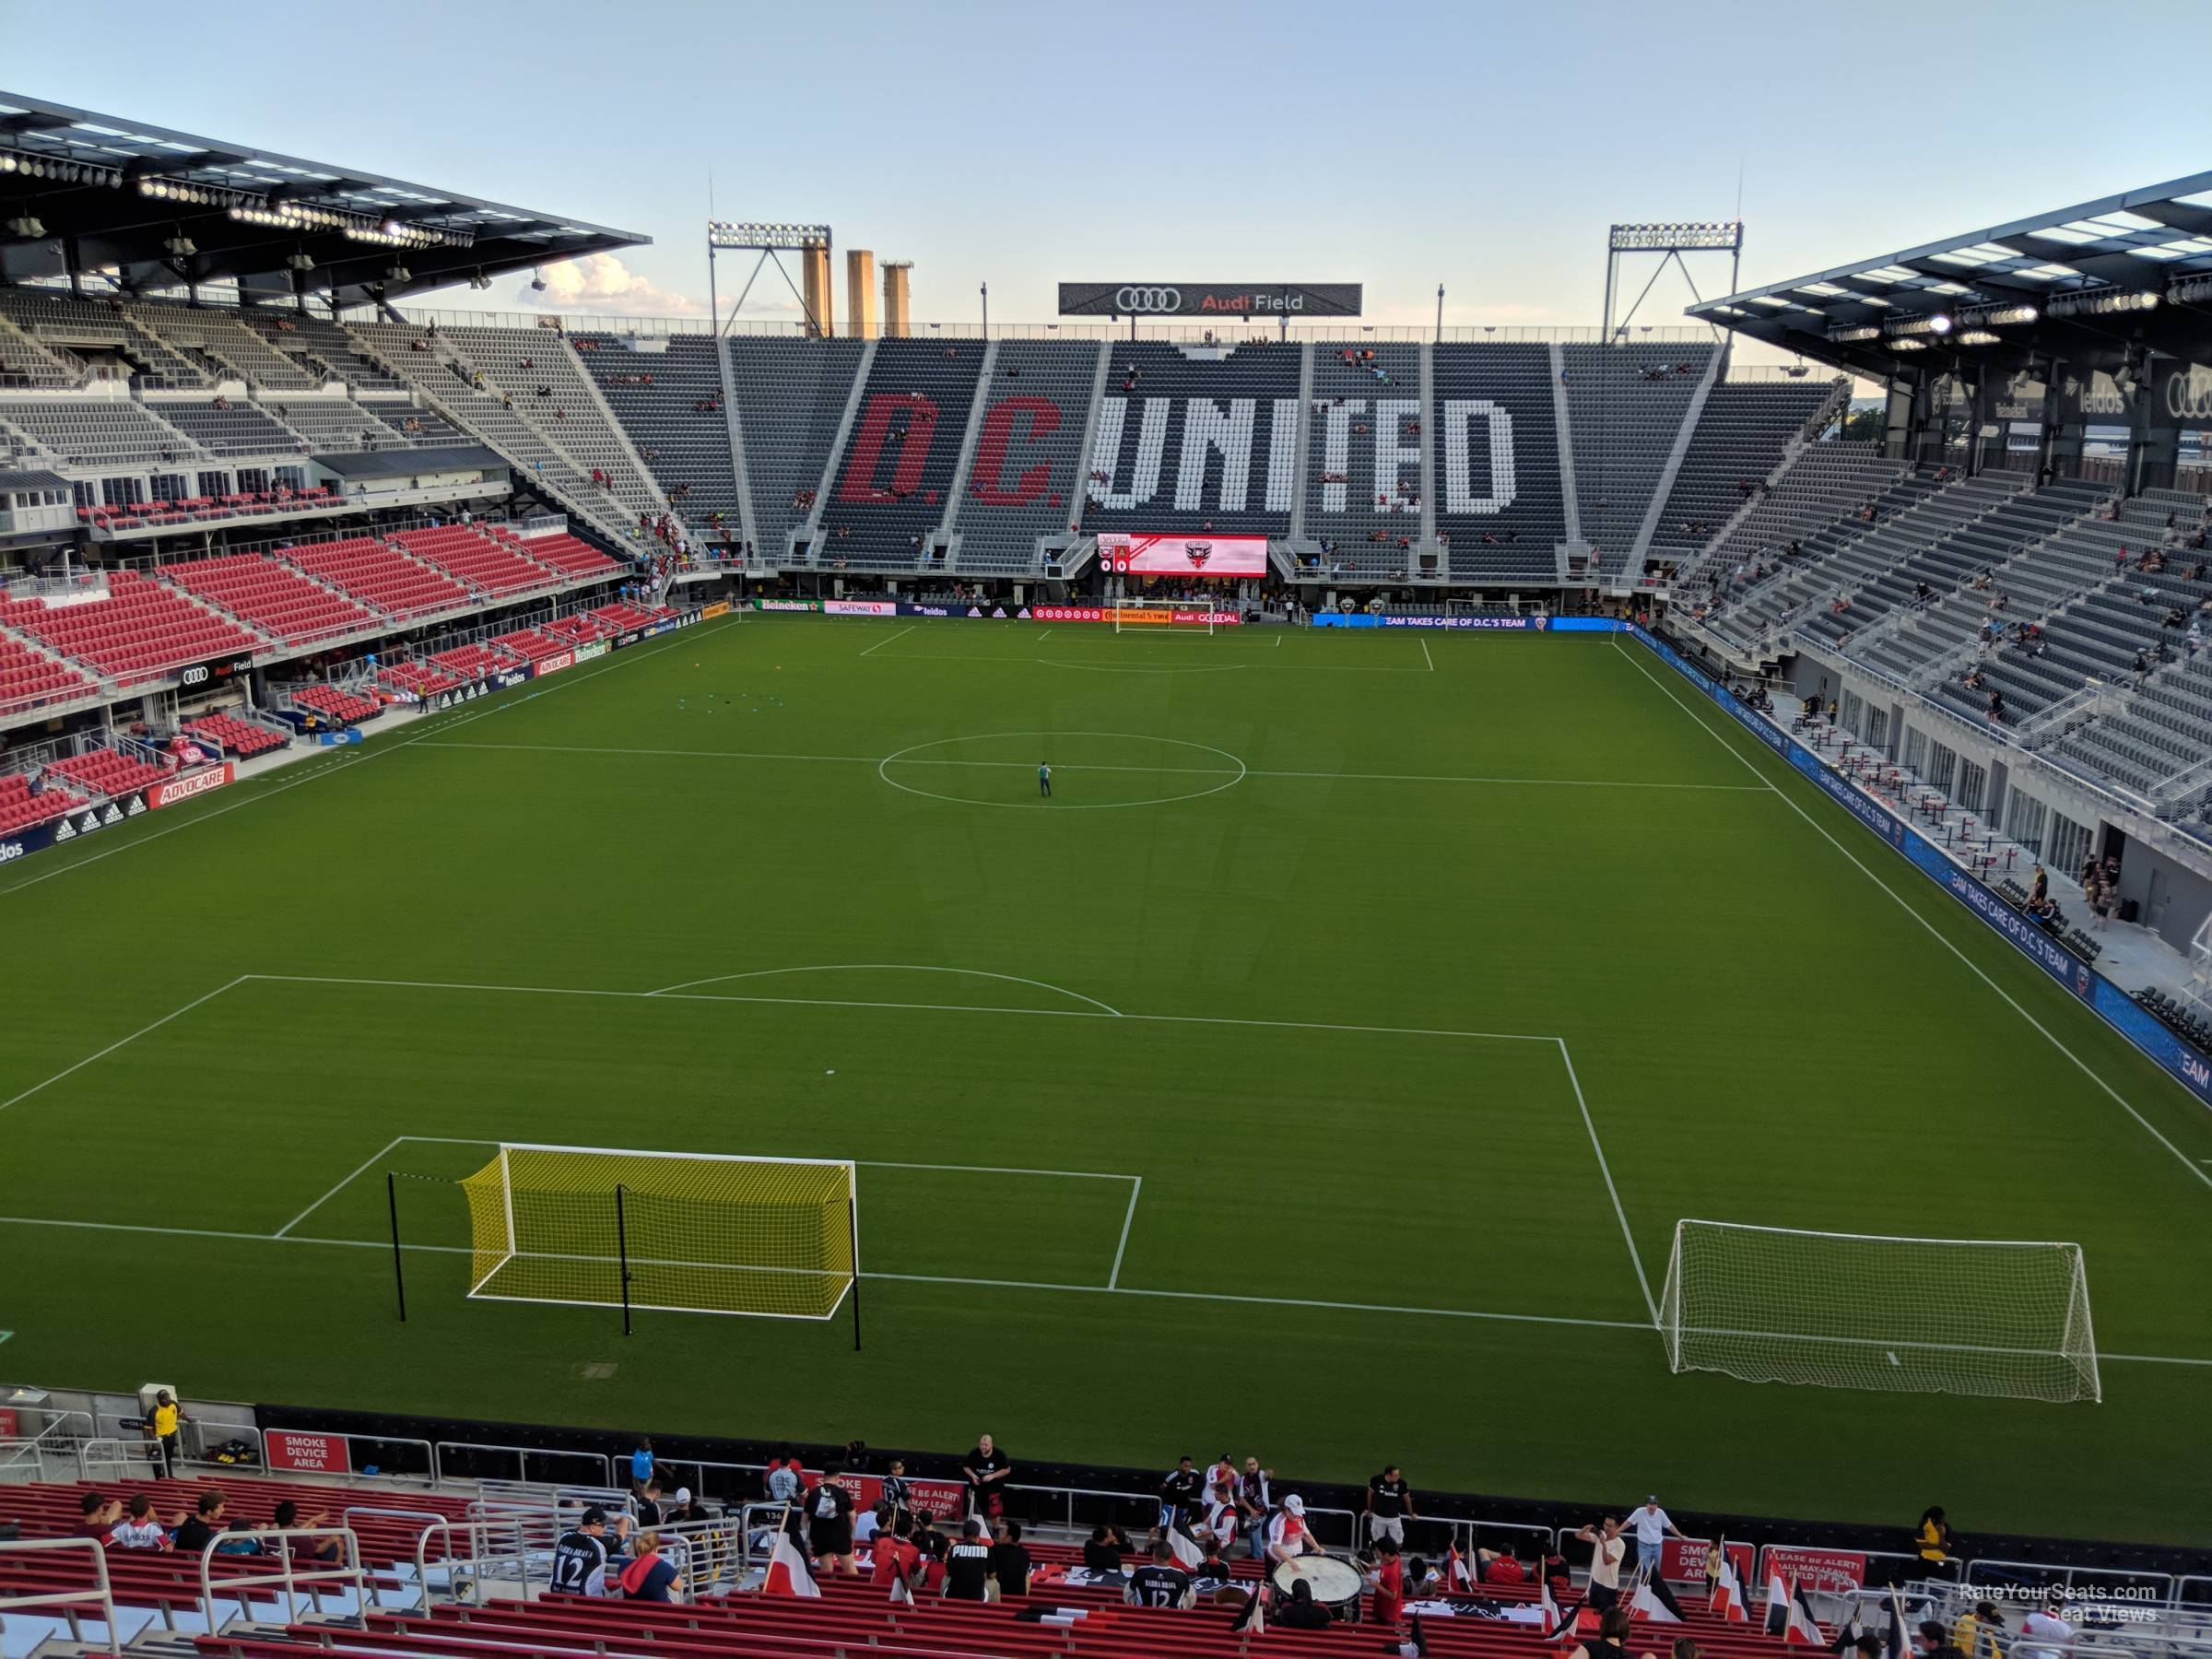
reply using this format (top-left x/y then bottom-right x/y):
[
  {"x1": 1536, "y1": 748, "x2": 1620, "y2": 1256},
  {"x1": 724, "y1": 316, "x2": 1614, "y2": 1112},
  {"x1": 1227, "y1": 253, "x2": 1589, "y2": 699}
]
[
  {"x1": 816, "y1": 338, "x2": 984, "y2": 570},
  {"x1": 1561, "y1": 344, "x2": 1713, "y2": 577},
  {"x1": 241, "y1": 312, "x2": 407, "y2": 390},
  {"x1": 291, "y1": 683, "x2": 380, "y2": 724},
  {"x1": 161, "y1": 552, "x2": 382, "y2": 645},
  {"x1": 725, "y1": 337, "x2": 866, "y2": 558},
  {"x1": 488, "y1": 627, "x2": 570, "y2": 663},
  {"x1": 287, "y1": 536, "x2": 472, "y2": 621},
  {"x1": 44, "y1": 745, "x2": 169, "y2": 798},
  {"x1": 391, "y1": 526, "x2": 560, "y2": 597},
  {"x1": 0, "y1": 630, "x2": 96, "y2": 712},
  {"x1": 182, "y1": 711, "x2": 288, "y2": 758},
  {"x1": 501, "y1": 529, "x2": 620, "y2": 579},
  {"x1": 0, "y1": 288, "x2": 205, "y2": 386},
  {"x1": 950, "y1": 340, "x2": 1099, "y2": 573},
  {"x1": 0, "y1": 771, "x2": 87, "y2": 834},
  {"x1": 573, "y1": 333, "x2": 739, "y2": 525},
  {"x1": 1083, "y1": 341, "x2": 1300, "y2": 540},
  {"x1": 1432, "y1": 344, "x2": 1566, "y2": 582},
  {"x1": 148, "y1": 399, "x2": 303, "y2": 457},
  {"x1": 127, "y1": 303, "x2": 321, "y2": 390},
  {"x1": 0, "y1": 570, "x2": 260, "y2": 684},
  {"x1": 0, "y1": 397, "x2": 206, "y2": 467},
  {"x1": 1646, "y1": 380, "x2": 1839, "y2": 566},
  {"x1": 1304, "y1": 342, "x2": 1423, "y2": 576},
  {"x1": 265, "y1": 398, "x2": 415, "y2": 453}
]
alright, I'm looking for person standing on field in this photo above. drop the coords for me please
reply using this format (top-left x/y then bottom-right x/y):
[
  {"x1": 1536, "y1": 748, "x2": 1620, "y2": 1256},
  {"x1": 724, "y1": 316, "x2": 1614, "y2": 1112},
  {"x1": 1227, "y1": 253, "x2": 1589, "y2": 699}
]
[{"x1": 1039, "y1": 762, "x2": 1052, "y2": 799}]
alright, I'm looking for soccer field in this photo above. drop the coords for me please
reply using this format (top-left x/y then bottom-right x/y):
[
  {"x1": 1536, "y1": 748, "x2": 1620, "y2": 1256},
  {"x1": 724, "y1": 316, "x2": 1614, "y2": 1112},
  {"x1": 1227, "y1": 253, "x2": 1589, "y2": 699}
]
[{"x1": 3, "y1": 613, "x2": 2207, "y2": 1546}]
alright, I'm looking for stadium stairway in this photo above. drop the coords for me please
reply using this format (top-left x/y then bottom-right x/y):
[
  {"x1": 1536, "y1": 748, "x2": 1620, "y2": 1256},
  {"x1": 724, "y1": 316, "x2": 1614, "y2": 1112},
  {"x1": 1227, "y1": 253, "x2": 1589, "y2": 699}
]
[{"x1": 1559, "y1": 343, "x2": 1712, "y2": 582}]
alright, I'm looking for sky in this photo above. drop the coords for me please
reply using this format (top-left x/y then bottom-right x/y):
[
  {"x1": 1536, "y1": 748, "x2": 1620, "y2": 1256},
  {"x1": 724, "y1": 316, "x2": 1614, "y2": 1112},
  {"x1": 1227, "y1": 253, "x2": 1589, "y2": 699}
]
[{"x1": 8, "y1": 0, "x2": 2212, "y2": 342}]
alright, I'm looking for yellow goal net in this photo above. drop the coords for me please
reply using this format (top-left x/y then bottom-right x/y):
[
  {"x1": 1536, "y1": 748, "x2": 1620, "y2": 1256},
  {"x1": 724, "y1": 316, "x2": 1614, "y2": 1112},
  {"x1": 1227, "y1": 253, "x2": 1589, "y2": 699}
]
[{"x1": 458, "y1": 1144, "x2": 857, "y2": 1321}]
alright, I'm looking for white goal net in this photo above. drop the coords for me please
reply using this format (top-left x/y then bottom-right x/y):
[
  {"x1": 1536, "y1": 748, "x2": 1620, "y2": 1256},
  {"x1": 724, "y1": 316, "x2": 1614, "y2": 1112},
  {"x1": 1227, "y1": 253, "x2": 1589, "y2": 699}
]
[{"x1": 1657, "y1": 1219, "x2": 2100, "y2": 1403}]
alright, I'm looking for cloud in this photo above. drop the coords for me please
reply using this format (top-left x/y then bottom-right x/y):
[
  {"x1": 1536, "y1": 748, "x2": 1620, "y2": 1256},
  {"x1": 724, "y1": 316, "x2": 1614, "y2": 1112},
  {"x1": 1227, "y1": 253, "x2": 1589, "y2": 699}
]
[{"x1": 518, "y1": 253, "x2": 704, "y2": 317}]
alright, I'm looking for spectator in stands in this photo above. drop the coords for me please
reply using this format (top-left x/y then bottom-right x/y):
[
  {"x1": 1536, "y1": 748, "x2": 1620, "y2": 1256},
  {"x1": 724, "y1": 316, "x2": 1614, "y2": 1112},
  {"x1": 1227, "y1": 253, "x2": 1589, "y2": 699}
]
[
  {"x1": 1125, "y1": 1540, "x2": 1194, "y2": 1609},
  {"x1": 877, "y1": 1457, "x2": 913, "y2": 1533},
  {"x1": 76, "y1": 1492, "x2": 121, "y2": 1538},
  {"x1": 992, "y1": 1519, "x2": 1032, "y2": 1597},
  {"x1": 1083, "y1": 1523, "x2": 1132, "y2": 1577},
  {"x1": 1199, "y1": 1480, "x2": 1241, "y2": 1555},
  {"x1": 1919, "y1": 1622, "x2": 1968, "y2": 1659},
  {"x1": 147, "y1": 1390, "x2": 184, "y2": 1478},
  {"x1": 1628, "y1": 1496, "x2": 1687, "y2": 1573},
  {"x1": 1912, "y1": 1506, "x2": 1953, "y2": 1574},
  {"x1": 1477, "y1": 1545, "x2": 1528, "y2": 1584},
  {"x1": 763, "y1": 1445, "x2": 803, "y2": 1506},
  {"x1": 2018, "y1": 1596, "x2": 2076, "y2": 1659},
  {"x1": 629, "y1": 1437, "x2": 655, "y2": 1494},
  {"x1": 805, "y1": 1463, "x2": 858, "y2": 1576},
  {"x1": 1952, "y1": 1600, "x2": 2004, "y2": 1659},
  {"x1": 1364, "y1": 1465, "x2": 1416, "y2": 1548},
  {"x1": 618, "y1": 1531, "x2": 682, "y2": 1603},
  {"x1": 962, "y1": 1432, "x2": 1013, "y2": 1523},
  {"x1": 1571, "y1": 1606, "x2": 1634, "y2": 1659},
  {"x1": 109, "y1": 1494, "x2": 174, "y2": 1550},
  {"x1": 1572, "y1": 1516, "x2": 1627, "y2": 1611},
  {"x1": 1266, "y1": 1494, "x2": 1323, "y2": 1569},
  {"x1": 945, "y1": 1518, "x2": 995, "y2": 1601},
  {"x1": 1276, "y1": 1577, "x2": 1335, "y2": 1630},
  {"x1": 551, "y1": 1505, "x2": 626, "y2": 1595},
  {"x1": 1159, "y1": 1454, "x2": 1205, "y2": 1533},
  {"x1": 872, "y1": 1516, "x2": 921, "y2": 1594},
  {"x1": 635, "y1": 1479, "x2": 666, "y2": 1526},
  {"x1": 172, "y1": 1491, "x2": 228, "y2": 1555},
  {"x1": 272, "y1": 1500, "x2": 342, "y2": 1563}
]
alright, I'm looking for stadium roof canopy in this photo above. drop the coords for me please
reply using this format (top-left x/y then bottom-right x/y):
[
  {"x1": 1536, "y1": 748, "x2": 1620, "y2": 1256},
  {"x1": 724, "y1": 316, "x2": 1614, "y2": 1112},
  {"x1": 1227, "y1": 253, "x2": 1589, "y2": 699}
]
[
  {"x1": 1690, "y1": 171, "x2": 2212, "y2": 383},
  {"x1": 0, "y1": 91, "x2": 647, "y2": 304}
]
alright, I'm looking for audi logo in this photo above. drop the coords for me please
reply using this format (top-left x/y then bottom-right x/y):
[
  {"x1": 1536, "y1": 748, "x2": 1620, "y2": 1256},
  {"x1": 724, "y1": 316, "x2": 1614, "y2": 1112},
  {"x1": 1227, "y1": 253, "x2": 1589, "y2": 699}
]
[
  {"x1": 2164, "y1": 368, "x2": 2212, "y2": 421},
  {"x1": 1115, "y1": 286, "x2": 1182, "y2": 314},
  {"x1": 180, "y1": 665, "x2": 209, "y2": 686}
]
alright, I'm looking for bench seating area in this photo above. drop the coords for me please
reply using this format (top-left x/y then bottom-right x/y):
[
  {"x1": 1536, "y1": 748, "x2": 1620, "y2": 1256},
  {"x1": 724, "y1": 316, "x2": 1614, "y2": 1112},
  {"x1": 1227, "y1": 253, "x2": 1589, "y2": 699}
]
[
  {"x1": 162, "y1": 553, "x2": 382, "y2": 646},
  {"x1": 0, "y1": 630, "x2": 95, "y2": 713},
  {"x1": 392, "y1": 526, "x2": 562, "y2": 598},
  {"x1": 291, "y1": 683, "x2": 382, "y2": 726},
  {"x1": 286, "y1": 537, "x2": 473, "y2": 623},
  {"x1": 487, "y1": 628, "x2": 571, "y2": 664},
  {"x1": 183, "y1": 711, "x2": 288, "y2": 758},
  {"x1": 501, "y1": 528, "x2": 622, "y2": 580},
  {"x1": 43, "y1": 745, "x2": 171, "y2": 798},
  {"x1": 0, "y1": 570, "x2": 261, "y2": 686},
  {"x1": 172, "y1": 1554, "x2": 1806, "y2": 1659},
  {"x1": 0, "y1": 770, "x2": 87, "y2": 834}
]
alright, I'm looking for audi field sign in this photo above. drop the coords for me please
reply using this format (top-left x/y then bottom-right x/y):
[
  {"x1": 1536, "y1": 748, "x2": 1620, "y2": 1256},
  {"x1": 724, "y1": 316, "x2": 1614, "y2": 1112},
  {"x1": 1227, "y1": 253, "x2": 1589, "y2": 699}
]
[{"x1": 1059, "y1": 282, "x2": 1362, "y2": 319}]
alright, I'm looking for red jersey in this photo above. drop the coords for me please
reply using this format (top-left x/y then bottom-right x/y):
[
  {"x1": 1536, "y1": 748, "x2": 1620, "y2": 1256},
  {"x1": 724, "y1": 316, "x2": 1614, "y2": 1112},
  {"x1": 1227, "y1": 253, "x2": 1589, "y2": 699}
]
[
  {"x1": 871, "y1": 1537, "x2": 920, "y2": 1587},
  {"x1": 1373, "y1": 1556, "x2": 1405, "y2": 1627}
]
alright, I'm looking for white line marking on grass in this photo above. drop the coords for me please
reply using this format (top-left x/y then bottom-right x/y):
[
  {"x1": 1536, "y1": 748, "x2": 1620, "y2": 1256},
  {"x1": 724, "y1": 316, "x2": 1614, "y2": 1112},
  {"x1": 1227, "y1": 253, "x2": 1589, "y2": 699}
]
[
  {"x1": 1037, "y1": 629, "x2": 1052, "y2": 641},
  {"x1": 648, "y1": 964, "x2": 1124, "y2": 1015},
  {"x1": 879, "y1": 732, "x2": 1248, "y2": 811},
  {"x1": 3, "y1": 1203, "x2": 2205, "y2": 1361},
  {"x1": 1421, "y1": 637, "x2": 1435, "y2": 674},
  {"x1": 1615, "y1": 637, "x2": 2212, "y2": 1193},
  {"x1": 0, "y1": 976, "x2": 249, "y2": 1115},
  {"x1": 272, "y1": 1134, "x2": 410, "y2": 1238},
  {"x1": 1110, "y1": 1176, "x2": 1142, "y2": 1289},
  {"x1": 1558, "y1": 1039, "x2": 1657, "y2": 1324},
  {"x1": 416, "y1": 740, "x2": 1763, "y2": 793},
  {"x1": 858, "y1": 624, "x2": 916, "y2": 657},
  {"x1": 0, "y1": 624, "x2": 720, "y2": 903},
  {"x1": 1036, "y1": 658, "x2": 1248, "y2": 675}
]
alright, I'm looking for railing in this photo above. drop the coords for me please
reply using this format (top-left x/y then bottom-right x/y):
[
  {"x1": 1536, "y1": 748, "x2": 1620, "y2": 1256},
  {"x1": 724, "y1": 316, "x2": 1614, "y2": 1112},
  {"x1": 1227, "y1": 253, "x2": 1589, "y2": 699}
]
[
  {"x1": 195, "y1": 1524, "x2": 365, "y2": 1632},
  {"x1": 0, "y1": 1535, "x2": 122, "y2": 1656},
  {"x1": 432, "y1": 1440, "x2": 612, "y2": 1488}
]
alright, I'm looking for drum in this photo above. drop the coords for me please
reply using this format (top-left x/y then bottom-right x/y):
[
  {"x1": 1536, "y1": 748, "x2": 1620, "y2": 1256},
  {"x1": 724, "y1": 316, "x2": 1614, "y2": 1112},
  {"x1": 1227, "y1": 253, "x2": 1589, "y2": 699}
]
[{"x1": 1273, "y1": 1553, "x2": 1363, "y2": 1616}]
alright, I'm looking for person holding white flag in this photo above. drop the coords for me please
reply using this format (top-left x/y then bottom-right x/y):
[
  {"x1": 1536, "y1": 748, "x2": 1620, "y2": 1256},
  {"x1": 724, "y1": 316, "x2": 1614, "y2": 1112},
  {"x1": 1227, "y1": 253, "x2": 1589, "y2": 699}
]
[{"x1": 760, "y1": 1508, "x2": 820, "y2": 1598}]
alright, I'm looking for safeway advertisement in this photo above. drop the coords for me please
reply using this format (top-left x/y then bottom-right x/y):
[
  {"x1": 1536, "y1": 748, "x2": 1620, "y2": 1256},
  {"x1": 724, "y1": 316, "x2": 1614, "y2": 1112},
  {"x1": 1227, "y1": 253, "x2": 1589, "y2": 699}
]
[
  {"x1": 146, "y1": 762, "x2": 235, "y2": 810},
  {"x1": 1098, "y1": 532, "x2": 1268, "y2": 577}
]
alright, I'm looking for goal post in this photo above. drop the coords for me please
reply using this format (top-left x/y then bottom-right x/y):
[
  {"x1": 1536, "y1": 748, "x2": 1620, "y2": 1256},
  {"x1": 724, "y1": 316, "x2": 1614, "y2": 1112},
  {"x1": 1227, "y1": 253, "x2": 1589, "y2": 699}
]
[
  {"x1": 1657, "y1": 1219, "x2": 2099, "y2": 1403},
  {"x1": 456, "y1": 1145, "x2": 860, "y2": 1343}
]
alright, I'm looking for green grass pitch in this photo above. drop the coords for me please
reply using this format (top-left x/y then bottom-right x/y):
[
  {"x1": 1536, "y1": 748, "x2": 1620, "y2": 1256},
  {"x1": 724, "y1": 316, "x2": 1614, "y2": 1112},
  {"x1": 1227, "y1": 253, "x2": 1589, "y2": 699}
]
[{"x1": 3, "y1": 614, "x2": 2206, "y2": 1547}]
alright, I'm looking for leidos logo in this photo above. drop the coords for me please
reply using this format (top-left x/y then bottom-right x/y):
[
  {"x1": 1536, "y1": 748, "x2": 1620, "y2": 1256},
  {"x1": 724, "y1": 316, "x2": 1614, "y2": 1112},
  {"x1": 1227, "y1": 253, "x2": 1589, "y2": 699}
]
[{"x1": 0, "y1": 841, "x2": 23, "y2": 864}]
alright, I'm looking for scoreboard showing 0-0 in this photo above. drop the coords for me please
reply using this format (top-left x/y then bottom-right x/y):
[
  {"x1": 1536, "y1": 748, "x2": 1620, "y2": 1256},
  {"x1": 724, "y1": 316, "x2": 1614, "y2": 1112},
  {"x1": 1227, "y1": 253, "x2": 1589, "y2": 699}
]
[{"x1": 1059, "y1": 282, "x2": 1362, "y2": 318}]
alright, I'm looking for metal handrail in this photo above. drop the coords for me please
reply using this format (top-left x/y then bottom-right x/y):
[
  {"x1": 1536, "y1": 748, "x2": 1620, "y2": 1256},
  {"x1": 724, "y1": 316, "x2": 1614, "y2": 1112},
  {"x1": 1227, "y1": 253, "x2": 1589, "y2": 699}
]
[
  {"x1": 0, "y1": 1535, "x2": 122, "y2": 1656},
  {"x1": 195, "y1": 1524, "x2": 364, "y2": 1633}
]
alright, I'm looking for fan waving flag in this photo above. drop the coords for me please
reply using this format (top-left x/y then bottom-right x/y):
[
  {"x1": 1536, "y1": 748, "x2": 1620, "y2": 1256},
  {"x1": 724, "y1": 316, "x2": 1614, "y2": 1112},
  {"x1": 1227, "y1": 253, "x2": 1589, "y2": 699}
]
[
  {"x1": 1767, "y1": 1570, "x2": 1794, "y2": 1638},
  {"x1": 1782, "y1": 1579, "x2": 1825, "y2": 1645},
  {"x1": 1632, "y1": 1566, "x2": 1686, "y2": 1623},
  {"x1": 1885, "y1": 1585, "x2": 1912, "y2": 1659},
  {"x1": 1164, "y1": 1514, "x2": 1206, "y2": 1571},
  {"x1": 763, "y1": 1514, "x2": 821, "y2": 1598},
  {"x1": 1448, "y1": 1547, "x2": 1474, "y2": 1592},
  {"x1": 1830, "y1": 1597, "x2": 1866, "y2": 1655},
  {"x1": 1712, "y1": 1544, "x2": 1749, "y2": 1623}
]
